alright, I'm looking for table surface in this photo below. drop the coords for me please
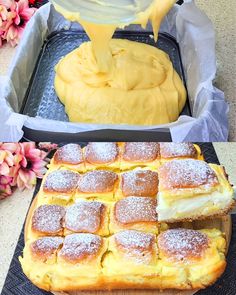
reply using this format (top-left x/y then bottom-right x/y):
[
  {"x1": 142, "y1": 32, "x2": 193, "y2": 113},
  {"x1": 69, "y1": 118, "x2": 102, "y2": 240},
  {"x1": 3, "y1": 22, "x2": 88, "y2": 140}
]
[
  {"x1": 0, "y1": 142, "x2": 236, "y2": 294},
  {"x1": 0, "y1": 0, "x2": 235, "y2": 140}
]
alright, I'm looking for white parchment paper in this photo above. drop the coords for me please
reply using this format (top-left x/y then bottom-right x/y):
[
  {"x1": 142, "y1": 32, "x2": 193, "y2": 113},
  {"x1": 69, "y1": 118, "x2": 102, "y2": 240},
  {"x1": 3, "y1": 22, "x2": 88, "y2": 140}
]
[{"x1": 0, "y1": 0, "x2": 229, "y2": 141}]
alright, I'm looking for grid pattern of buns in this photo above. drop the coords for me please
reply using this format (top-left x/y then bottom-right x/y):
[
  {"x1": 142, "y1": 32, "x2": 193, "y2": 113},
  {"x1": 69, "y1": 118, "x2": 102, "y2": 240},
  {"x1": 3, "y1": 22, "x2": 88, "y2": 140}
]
[
  {"x1": 48, "y1": 142, "x2": 204, "y2": 172},
  {"x1": 20, "y1": 143, "x2": 232, "y2": 292}
]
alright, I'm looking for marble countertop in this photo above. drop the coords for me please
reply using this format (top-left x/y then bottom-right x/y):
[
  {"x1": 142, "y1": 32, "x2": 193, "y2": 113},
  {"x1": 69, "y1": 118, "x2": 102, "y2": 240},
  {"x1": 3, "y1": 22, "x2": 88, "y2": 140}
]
[
  {"x1": 0, "y1": 0, "x2": 235, "y2": 140},
  {"x1": 0, "y1": 143, "x2": 236, "y2": 293},
  {"x1": 195, "y1": 0, "x2": 236, "y2": 141}
]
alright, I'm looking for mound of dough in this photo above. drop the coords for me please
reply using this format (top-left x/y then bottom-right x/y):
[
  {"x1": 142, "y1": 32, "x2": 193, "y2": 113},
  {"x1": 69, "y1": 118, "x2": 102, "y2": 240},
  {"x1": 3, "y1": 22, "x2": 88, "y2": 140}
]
[{"x1": 55, "y1": 39, "x2": 186, "y2": 125}]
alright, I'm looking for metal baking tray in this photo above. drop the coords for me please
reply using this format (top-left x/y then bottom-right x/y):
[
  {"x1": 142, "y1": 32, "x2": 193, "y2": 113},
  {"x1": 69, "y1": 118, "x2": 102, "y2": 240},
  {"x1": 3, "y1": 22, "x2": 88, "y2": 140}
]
[
  {"x1": 21, "y1": 30, "x2": 190, "y2": 120},
  {"x1": 21, "y1": 30, "x2": 191, "y2": 141}
]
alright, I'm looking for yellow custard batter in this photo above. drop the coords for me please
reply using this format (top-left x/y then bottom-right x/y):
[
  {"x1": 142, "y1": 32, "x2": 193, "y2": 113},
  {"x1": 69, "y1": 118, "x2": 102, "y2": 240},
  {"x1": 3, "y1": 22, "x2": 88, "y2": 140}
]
[{"x1": 53, "y1": 0, "x2": 187, "y2": 125}]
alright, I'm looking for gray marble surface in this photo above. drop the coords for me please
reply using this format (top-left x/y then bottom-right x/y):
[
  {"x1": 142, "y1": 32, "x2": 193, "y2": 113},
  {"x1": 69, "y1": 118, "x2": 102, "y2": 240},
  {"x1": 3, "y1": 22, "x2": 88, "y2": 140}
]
[{"x1": 195, "y1": 0, "x2": 236, "y2": 141}]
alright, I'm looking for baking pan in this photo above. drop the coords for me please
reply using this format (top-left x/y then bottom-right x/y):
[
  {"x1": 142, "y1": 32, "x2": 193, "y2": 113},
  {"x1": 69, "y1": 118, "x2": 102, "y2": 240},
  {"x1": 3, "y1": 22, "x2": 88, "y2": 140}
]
[
  {"x1": 21, "y1": 30, "x2": 190, "y2": 142},
  {"x1": 1, "y1": 143, "x2": 235, "y2": 295}
]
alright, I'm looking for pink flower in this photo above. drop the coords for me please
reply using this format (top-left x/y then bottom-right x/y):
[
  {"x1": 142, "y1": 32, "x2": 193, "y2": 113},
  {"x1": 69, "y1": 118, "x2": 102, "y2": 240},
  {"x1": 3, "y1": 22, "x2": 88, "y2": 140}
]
[
  {"x1": 0, "y1": 0, "x2": 12, "y2": 9},
  {"x1": 0, "y1": 142, "x2": 21, "y2": 154},
  {"x1": 16, "y1": 142, "x2": 48, "y2": 190},
  {"x1": 0, "y1": 142, "x2": 50, "y2": 198},
  {"x1": 0, "y1": 175, "x2": 13, "y2": 200},
  {"x1": 0, "y1": 143, "x2": 22, "y2": 176},
  {"x1": 0, "y1": 149, "x2": 15, "y2": 175},
  {"x1": 0, "y1": 0, "x2": 36, "y2": 46},
  {"x1": 0, "y1": 4, "x2": 8, "y2": 23},
  {"x1": 0, "y1": 2, "x2": 10, "y2": 45}
]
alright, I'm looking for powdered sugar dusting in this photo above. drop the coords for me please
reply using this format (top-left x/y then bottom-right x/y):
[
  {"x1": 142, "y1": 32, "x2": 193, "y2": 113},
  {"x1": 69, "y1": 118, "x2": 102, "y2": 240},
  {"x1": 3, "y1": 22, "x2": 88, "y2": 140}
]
[
  {"x1": 31, "y1": 237, "x2": 64, "y2": 257},
  {"x1": 43, "y1": 170, "x2": 79, "y2": 193},
  {"x1": 85, "y1": 142, "x2": 118, "y2": 164},
  {"x1": 160, "y1": 143, "x2": 197, "y2": 158},
  {"x1": 32, "y1": 205, "x2": 65, "y2": 234},
  {"x1": 115, "y1": 196, "x2": 157, "y2": 224},
  {"x1": 123, "y1": 142, "x2": 159, "y2": 162},
  {"x1": 159, "y1": 159, "x2": 218, "y2": 190},
  {"x1": 114, "y1": 230, "x2": 156, "y2": 265},
  {"x1": 78, "y1": 170, "x2": 118, "y2": 193},
  {"x1": 59, "y1": 233, "x2": 102, "y2": 262},
  {"x1": 122, "y1": 169, "x2": 158, "y2": 197},
  {"x1": 114, "y1": 230, "x2": 154, "y2": 250},
  {"x1": 55, "y1": 144, "x2": 83, "y2": 164},
  {"x1": 65, "y1": 201, "x2": 104, "y2": 233},
  {"x1": 158, "y1": 229, "x2": 209, "y2": 262}
]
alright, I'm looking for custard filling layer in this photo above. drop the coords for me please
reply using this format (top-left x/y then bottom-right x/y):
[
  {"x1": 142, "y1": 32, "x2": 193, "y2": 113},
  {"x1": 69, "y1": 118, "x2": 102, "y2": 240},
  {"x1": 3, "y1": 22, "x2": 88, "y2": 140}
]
[{"x1": 157, "y1": 190, "x2": 233, "y2": 221}]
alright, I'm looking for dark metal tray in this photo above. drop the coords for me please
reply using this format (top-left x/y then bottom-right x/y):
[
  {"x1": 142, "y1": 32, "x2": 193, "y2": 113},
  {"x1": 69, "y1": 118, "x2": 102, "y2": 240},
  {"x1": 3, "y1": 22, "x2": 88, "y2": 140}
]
[
  {"x1": 21, "y1": 30, "x2": 191, "y2": 120},
  {"x1": 1, "y1": 143, "x2": 236, "y2": 295}
]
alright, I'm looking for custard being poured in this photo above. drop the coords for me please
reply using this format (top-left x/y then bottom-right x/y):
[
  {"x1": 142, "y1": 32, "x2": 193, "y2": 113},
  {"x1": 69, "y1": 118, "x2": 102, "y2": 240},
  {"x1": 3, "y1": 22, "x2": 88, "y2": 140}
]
[{"x1": 53, "y1": 0, "x2": 187, "y2": 125}]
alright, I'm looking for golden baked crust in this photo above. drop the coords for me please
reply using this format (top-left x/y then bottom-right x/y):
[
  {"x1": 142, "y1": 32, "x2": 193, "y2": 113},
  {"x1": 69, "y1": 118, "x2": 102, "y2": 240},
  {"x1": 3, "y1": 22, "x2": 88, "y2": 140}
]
[
  {"x1": 40, "y1": 169, "x2": 80, "y2": 205},
  {"x1": 112, "y1": 230, "x2": 157, "y2": 264},
  {"x1": 158, "y1": 228, "x2": 209, "y2": 262},
  {"x1": 159, "y1": 143, "x2": 204, "y2": 164},
  {"x1": 64, "y1": 201, "x2": 109, "y2": 236},
  {"x1": 30, "y1": 236, "x2": 64, "y2": 262},
  {"x1": 157, "y1": 160, "x2": 235, "y2": 222},
  {"x1": 75, "y1": 170, "x2": 118, "y2": 201},
  {"x1": 84, "y1": 142, "x2": 120, "y2": 170},
  {"x1": 19, "y1": 142, "x2": 231, "y2": 292},
  {"x1": 43, "y1": 170, "x2": 80, "y2": 194},
  {"x1": 159, "y1": 159, "x2": 218, "y2": 191},
  {"x1": 110, "y1": 196, "x2": 158, "y2": 234},
  {"x1": 120, "y1": 142, "x2": 161, "y2": 170},
  {"x1": 58, "y1": 233, "x2": 104, "y2": 263},
  {"x1": 160, "y1": 142, "x2": 196, "y2": 158},
  {"x1": 20, "y1": 228, "x2": 226, "y2": 291},
  {"x1": 20, "y1": 233, "x2": 108, "y2": 291},
  {"x1": 49, "y1": 144, "x2": 85, "y2": 172},
  {"x1": 157, "y1": 228, "x2": 227, "y2": 289},
  {"x1": 29, "y1": 198, "x2": 109, "y2": 238},
  {"x1": 116, "y1": 168, "x2": 159, "y2": 199},
  {"x1": 31, "y1": 205, "x2": 65, "y2": 236}
]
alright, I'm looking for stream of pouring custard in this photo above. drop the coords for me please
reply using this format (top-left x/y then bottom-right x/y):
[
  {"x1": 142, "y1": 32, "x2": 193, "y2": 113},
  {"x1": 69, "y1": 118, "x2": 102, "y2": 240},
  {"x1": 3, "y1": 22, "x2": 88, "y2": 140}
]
[{"x1": 54, "y1": 0, "x2": 187, "y2": 125}]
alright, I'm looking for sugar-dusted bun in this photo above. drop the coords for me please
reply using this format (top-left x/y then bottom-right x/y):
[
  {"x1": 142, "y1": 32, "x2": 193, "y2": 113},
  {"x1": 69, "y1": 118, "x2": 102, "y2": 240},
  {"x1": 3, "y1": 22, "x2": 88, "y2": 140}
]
[
  {"x1": 110, "y1": 196, "x2": 158, "y2": 234},
  {"x1": 158, "y1": 159, "x2": 218, "y2": 190},
  {"x1": 54, "y1": 144, "x2": 83, "y2": 165},
  {"x1": 157, "y1": 161, "x2": 235, "y2": 222},
  {"x1": 157, "y1": 228, "x2": 227, "y2": 289},
  {"x1": 30, "y1": 236, "x2": 64, "y2": 261},
  {"x1": 43, "y1": 170, "x2": 80, "y2": 194},
  {"x1": 77, "y1": 170, "x2": 118, "y2": 193},
  {"x1": 122, "y1": 142, "x2": 160, "y2": 162},
  {"x1": 113, "y1": 230, "x2": 157, "y2": 264},
  {"x1": 158, "y1": 228, "x2": 209, "y2": 262},
  {"x1": 58, "y1": 233, "x2": 104, "y2": 264},
  {"x1": 32, "y1": 205, "x2": 65, "y2": 236},
  {"x1": 85, "y1": 142, "x2": 119, "y2": 165},
  {"x1": 121, "y1": 169, "x2": 158, "y2": 197},
  {"x1": 65, "y1": 201, "x2": 108, "y2": 235},
  {"x1": 160, "y1": 143, "x2": 198, "y2": 159},
  {"x1": 114, "y1": 196, "x2": 157, "y2": 224}
]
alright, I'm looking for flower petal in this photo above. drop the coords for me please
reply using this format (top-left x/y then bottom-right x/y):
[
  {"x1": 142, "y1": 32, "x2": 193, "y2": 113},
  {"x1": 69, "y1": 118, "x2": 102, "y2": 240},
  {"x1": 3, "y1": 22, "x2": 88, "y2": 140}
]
[
  {"x1": 0, "y1": 162, "x2": 10, "y2": 175},
  {"x1": 0, "y1": 151, "x2": 6, "y2": 164},
  {"x1": 0, "y1": 142, "x2": 19, "y2": 153},
  {"x1": 0, "y1": 0, "x2": 13, "y2": 9}
]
